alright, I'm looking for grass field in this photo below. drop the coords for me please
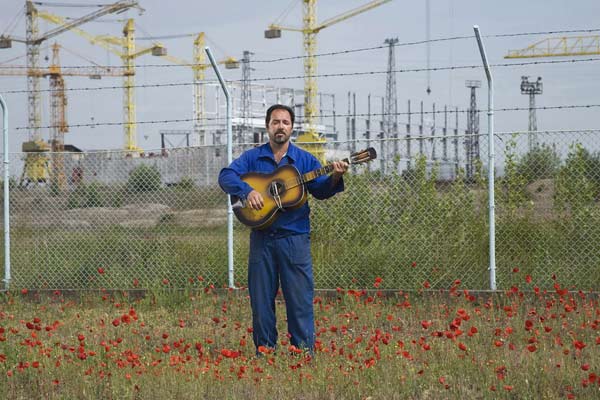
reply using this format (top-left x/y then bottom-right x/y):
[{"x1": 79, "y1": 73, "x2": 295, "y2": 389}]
[{"x1": 1, "y1": 272, "x2": 599, "y2": 399}]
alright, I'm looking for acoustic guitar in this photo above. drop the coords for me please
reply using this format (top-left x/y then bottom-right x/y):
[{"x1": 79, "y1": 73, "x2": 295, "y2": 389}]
[{"x1": 230, "y1": 147, "x2": 377, "y2": 229}]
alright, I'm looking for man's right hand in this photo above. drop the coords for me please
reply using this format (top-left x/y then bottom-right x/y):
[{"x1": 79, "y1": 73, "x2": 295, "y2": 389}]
[{"x1": 246, "y1": 190, "x2": 264, "y2": 210}]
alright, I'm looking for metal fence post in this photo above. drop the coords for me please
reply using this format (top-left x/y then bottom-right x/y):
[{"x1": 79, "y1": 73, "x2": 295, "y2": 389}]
[
  {"x1": 205, "y1": 47, "x2": 235, "y2": 289},
  {"x1": 0, "y1": 94, "x2": 10, "y2": 291},
  {"x1": 473, "y1": 26, "x2": 496, "y2": 291}
]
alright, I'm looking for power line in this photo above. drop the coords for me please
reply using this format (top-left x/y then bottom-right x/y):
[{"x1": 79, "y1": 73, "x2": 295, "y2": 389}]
[{"x1": 3, "y1": 57, "x2": 600, "y2": 95}]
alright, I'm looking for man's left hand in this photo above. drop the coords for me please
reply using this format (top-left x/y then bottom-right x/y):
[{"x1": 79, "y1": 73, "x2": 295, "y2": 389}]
[{"x1": 331, "y1": 161, "x2": 349, "y2": 179}]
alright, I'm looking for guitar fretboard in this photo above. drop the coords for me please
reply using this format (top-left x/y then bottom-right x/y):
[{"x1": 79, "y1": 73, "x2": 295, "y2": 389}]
[{"x1": 284, "y1": 158, "x2": 350, "y2": 190}]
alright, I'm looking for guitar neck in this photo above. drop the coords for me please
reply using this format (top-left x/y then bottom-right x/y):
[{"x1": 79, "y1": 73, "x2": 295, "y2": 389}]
[{"x1": 287, "y1": 157, "x2": 349, "y2": 189}]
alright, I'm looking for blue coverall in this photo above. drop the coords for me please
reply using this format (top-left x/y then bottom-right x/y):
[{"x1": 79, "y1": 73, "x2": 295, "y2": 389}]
[{"x1": 218, "y1": 143, "x2": 344, "y2": 351}]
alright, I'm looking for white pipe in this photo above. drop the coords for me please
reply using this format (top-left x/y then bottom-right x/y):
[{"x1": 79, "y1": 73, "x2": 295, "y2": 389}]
[
  {"x1": 205, "y1": 47, "x2": 235, "y2": 289},
  {"x1": 473, "y1": 25, "x2": 496, "y2": 291},
  {"x1": 0, "y1": 94, "x2": 10, "y2": 290}
]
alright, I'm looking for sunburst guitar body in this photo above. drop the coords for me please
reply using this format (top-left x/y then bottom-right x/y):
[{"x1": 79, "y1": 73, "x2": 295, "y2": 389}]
[{"x1": 230, "y1": 147, "x2": 377, "y2": 230}]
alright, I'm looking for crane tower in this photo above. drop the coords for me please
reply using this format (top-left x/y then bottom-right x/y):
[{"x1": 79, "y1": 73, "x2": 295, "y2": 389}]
[{"x1": 265, "y1": 0, "x2": 392, "y2": 163}]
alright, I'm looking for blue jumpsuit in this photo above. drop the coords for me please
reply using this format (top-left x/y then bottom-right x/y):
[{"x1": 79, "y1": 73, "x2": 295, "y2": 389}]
[{"x1": 218, "y1": 143, "x2": 344, "y2": 351}]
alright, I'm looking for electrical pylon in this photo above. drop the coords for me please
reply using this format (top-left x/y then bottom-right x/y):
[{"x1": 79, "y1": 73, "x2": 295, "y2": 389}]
[
  {"x1": 465, "y1": 80, "x2": 481, "y2": 181},
  {"x1": 384, "y1": 37, "x2": 399, "y2": 164}
]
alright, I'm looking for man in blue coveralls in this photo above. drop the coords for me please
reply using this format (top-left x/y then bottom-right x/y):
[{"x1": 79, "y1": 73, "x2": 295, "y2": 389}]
[{"x1": 218, "y1": 104, "x2": 348, "y2": 353}]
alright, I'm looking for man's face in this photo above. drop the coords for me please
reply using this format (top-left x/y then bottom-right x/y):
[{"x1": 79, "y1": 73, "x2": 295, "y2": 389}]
[{"x1": 267, "y1": 109, "x2": 293, "y2": 145}]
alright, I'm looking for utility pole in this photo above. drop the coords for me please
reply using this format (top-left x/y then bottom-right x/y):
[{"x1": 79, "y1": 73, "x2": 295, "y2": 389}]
[
  {"x1": 352, "y1": 92, "x2": 357, "y2": 153},
  {"x1": 520, "y1": 76, "x2": 543, "y2": 150},
  {"x1": 419, "y1": 101, "x2": 424, "y2": 157},
  {"x1": 443, "y1": 105, "x2": 448, "y2": 161},
  {"x1": 430, "y1": 103, "x2": 436, "y2": 160},
  {"x1": 241, "y1": 50, "x2": 255, "y2": 144},
  {"x1": 346, "y1": 91, "x2": 351, "y2": 145},
  {"x1": 366, "y1": 94, "x2": 371, "y2": 169},
  {"x1": 454, "y1": 106, "x2": 459, "y2": 177},
  {"x1": 465, "y1": 80, "x2": 481, "y2": 181},
  {"x1": 384, "y1": 38, "x2": 399, "y2": 164},
  {"x1": 406, "y1": 100, "x2": 412, "y2": 169}
]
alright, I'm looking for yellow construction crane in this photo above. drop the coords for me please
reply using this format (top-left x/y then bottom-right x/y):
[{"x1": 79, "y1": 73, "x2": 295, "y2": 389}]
[
  {"x1": 157, "y1": 33, "x2": 240, "y2": 146},
  {"x1": 38, "y1": 13, "x2": 166, "y2": 152},
  {"x1": 48, "y1": 43, "x2": 68, "y2": 190},
  {"x1": 505, "y1": 35, "x2": 600, "y2": 58},
  {"x1": 265, "y1": 0, "x2": 392, "y2": 163},
  {"x1": 0, "y1": 0, "x2": 138, "y2": 183},
  {"x1": 0, "y1": 43, "x2": 124, "y2": 187}
]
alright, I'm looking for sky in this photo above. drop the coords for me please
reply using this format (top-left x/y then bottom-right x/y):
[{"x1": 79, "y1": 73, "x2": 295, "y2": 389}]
[{"x1": 0, "y1": 0, "x2": 599, "y2": 153}]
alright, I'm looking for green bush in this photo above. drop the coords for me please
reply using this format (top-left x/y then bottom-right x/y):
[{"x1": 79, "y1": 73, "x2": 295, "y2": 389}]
[
  {"x1": 577, "y1": 147, "x2": 600, "y2": 189},
  {"x1": 67, "y1": 182, "x2": 103, "y2": 209},
  {"x1": 174, "y1": 177, "x2": 196, "y2": 191},
  {"x1": 516, "y1": 144, "x2": 561, "y2": 183},
  {"x1": 126, "y1": 164, "x2": 161, "y2": 193},
  {"x1": 555, "y1": 144, "x2": 597, "y2": 212},
  {"x1": 498, "y1": 137, "x2": 530, "y2": 213}
]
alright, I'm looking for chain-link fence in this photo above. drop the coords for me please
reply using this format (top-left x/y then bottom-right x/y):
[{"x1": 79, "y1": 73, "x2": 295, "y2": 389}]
[{"x1": 2, "y1": 130, "x2": 600, "y2": 290}]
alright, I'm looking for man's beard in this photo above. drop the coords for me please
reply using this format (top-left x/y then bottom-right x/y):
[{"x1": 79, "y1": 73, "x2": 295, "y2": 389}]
[{"x1": 273, "y1": 129, "x2": 288, "y2": 144}]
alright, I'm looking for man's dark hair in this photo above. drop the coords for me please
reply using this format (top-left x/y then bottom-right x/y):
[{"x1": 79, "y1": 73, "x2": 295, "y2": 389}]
[{"x1": 265, "y1": 104, "x2": 295, "y2": 128}]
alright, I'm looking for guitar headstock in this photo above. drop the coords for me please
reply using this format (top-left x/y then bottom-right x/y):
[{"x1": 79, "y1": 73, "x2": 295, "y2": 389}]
[{"x1": 349, "y1": 147, "x2": 377, "y2": 165}]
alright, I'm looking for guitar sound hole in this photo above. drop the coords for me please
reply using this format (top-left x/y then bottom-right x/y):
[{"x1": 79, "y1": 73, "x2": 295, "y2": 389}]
[{"x1": 268, "y1": 181, "x2": 285, "y2": 197}]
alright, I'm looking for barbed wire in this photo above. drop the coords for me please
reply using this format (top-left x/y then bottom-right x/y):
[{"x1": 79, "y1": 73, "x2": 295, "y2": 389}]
[
  {"x1": 2, "y1": 27, "x2": 600, "y2": 69},
  {"x1": 3, "y1": 57, "x2": 600, "y2": 95},
  {"x1": 13, "y1": 104, "x2": 600, "y2": 131}
]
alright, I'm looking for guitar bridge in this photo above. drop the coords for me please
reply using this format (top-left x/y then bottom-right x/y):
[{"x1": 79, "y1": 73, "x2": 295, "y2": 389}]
[{"x1": 270, "y1": 181, "x2": 284, "y2": 211}]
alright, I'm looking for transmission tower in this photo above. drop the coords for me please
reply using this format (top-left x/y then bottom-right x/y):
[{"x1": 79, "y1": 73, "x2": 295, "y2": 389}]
[
  {"x1": 520, "y1": 76, "x2": 543, "y2": 150},
  {"x1": 241, "y1": 50, "x2": 255, "y2": 144},
  {"x1": 465, "y1": 80, "x2": 481, "y2": 181},
  {"x1": 384, "y1": 37, "x2": 399, "y2": 164}
]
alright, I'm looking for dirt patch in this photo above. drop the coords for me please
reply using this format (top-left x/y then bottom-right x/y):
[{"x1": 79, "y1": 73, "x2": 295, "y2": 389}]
[
  {"x1": 56, "y1": 204, "x2": 227, "y2": 229},
  {"x1": 170, "y1": 208, "x2": 227, "y2": 228}
]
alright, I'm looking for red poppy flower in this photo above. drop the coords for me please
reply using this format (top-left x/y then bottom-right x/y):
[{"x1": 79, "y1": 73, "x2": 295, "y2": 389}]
[{"x1": 573, "y1": 340, "x2": 586, "y2": 350}]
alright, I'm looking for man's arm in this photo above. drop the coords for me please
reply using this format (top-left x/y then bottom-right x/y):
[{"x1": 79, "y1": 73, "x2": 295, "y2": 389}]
[
  {"x1": 218, "y1": 153, "x2": 254, "y2": 200},
  {"x1": 218, "y1": 153, "x2": 265, "y2": 210},
  {"x1": 329, "y1": 160, "x2": 349, "y2": 188},
  {"x1": 306, "y1": 157, "x2": 348, "y2": 200}
]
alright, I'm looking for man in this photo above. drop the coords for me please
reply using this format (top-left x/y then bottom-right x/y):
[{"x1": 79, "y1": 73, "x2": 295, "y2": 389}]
[{"x1": 218, "y1": 104, "x2": 348, "y2": 353}]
